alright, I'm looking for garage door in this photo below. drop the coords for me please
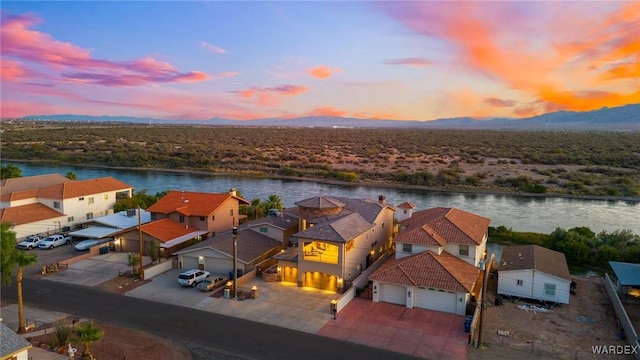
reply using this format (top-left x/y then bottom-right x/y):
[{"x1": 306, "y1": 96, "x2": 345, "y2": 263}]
[
  {"x1": 416, "y1": 288, "x2": 457, "y2": 313},
  {"x1": 282, "y1": 266, "x2": 297, "y2": 283},
  {"x1": 380, "y1": 283, "x2": 406, "y2": 305},
  {"x1": 181, "y1": 256, "x2": 199, "y2": 270}
]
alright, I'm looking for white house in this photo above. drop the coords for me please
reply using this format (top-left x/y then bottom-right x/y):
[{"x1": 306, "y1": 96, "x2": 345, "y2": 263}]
[
  {"x1": 370, "y1": 207, "x2": 490, "y2": 315},
  {"x1": 0, "y1": 175, "x2": 133, "y2": 239},
  {"x1": 497, "y1": 244, "x2": 571, "y2": 305}
]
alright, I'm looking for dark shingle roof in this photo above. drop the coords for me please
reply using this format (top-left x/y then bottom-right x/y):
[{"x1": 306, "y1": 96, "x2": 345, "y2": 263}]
[
  {"x1": 500, "y1": 245, "x2": 570, "y2": 280},
  {"x1": 0, "y1": 322, "x2": 31, "y2": 358}
]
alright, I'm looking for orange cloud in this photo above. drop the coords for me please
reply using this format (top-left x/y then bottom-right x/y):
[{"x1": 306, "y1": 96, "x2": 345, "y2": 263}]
[
  {"x1": 308, "y1": 65, "x2": 342, "y2": 79},
  {"x1": 379, "y1": 2, "x2": 639, "y2": 115},
  {"x1": 305, "y1": 107, "x2": 349, "y2": 117}
]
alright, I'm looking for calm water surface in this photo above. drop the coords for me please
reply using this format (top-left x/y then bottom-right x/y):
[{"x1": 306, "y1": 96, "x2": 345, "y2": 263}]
[{"x1": 16, "y1": 162, "x2": 639, "y2": 235}]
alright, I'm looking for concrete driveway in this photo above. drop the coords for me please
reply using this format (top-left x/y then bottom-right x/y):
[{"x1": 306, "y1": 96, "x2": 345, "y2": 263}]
[
  {"x1": 127, "y1": 270, "x2": 337, "y2": 334},
  {"x1": 42, "y1": 253, "x2": 143, "y2": 287}
]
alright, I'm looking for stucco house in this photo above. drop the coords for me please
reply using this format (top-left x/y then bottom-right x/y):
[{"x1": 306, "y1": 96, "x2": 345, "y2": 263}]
[
  {"x1": 497, "y1": 244, "x2": 571, "y2": 305},
  {"x1": 0, "y1": 174, "x2": 133, "y2": 239},
  {"x1": 395, "y1": 201, "x2": 416, "y2": 222},
  {"x1": 608, "y1": 261, "x2": 640, "y2": 301},
  {"x1": 275, "y1": 195, "x2": 395, "y2": 293},
  {"x1": 369, "y1": 207, "x2": 490, "y2": 315},
  {"x1": 174, "y1": 229, "x2": 281, "y2": 277},
  {"x1": 115, "y1": 189, "x2": 249, "y2": 257}
]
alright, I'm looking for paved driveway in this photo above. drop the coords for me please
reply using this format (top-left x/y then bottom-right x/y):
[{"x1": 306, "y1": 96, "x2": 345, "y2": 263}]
[
  {"x1": 127, "y1": 270, "x2": 337, "y2": 334},
  {"x1": 42, "y1": 253, "x2": 142, "y2": 287},
  {"x1": 318, "y1": 298, "x2": 470, "y2": 360}
]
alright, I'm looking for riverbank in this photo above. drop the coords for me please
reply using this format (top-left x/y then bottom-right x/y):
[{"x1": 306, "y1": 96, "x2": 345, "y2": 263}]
[{"x1": 9, "y1": 159, "x2": 640, "y2": 203}]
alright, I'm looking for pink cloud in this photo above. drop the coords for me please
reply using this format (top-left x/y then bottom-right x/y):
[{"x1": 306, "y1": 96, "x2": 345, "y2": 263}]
[
  {"x1": 307, "y1": 65, "x2": 342, "y2": 79},
  {"x1": 1, "y1": 13, "x2": 207, "y2": 87},
  {"x1": 383, "y1": 58, "x2": 432, "y2": 66},
  {"x1": 232, "y1": 84, "x2": 309, "y2": 106},
  {"x1": 483, "y1": 97, "x2": 517, "y2": 108},
  {"x1": 1, "y1": 60, "x2": 29, "y2": 81},
  {"x1": 200, "y1": 41, "x2": 227, "y2": 54}
]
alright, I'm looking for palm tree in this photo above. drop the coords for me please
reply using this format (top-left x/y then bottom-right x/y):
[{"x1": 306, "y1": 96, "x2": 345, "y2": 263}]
[
  {"x1": 248, "y1": 198, "x2": 263, "y2": 220},
  {"x1": 75, "y1": 321, "x2": 103, "y2": 359},
  {"x1": 65, "y1": 171, "x2": 78, "y2": 180},
  {"x1": 1, "y1": 223, "x2": 38, "y2": 333},
  {"x1": 265, "y1": 194, "x2": 284, "y2": 212}
]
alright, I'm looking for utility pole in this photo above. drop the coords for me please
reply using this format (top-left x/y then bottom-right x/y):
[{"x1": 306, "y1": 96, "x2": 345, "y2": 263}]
[
  {"x1": 232, "y1": 217, "x2": 238, "y2": 299},
  {"x1": 138, "y1": 206, "x2": 144, "y2": 280}
]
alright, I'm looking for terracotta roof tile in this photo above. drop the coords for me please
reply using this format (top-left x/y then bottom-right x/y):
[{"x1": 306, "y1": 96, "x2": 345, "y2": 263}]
[
  {"x1": 147, "y1": 190, "x2": 249, "y2": 216},
  {"x1": 397, "y1": 202, "x2": 416, "y2": 209},
  {"x1": 1, "y1": 174, "x2": 71, "y2": 193},
  {"x1": 0, "y1": 203, "x2": 65, "y2": 225},
  {"x1": 370, "y1": 251, "x2": 479, "y2": 293},
  {"x1": 395, "y1": 207, "x2": 490, "y2": 246},
  {"x1": 37, "y1": 177, "x2": 132, "y2": 199},
  {"x1": 140, "y1": 218, "x2": 196, "y2": 243}
]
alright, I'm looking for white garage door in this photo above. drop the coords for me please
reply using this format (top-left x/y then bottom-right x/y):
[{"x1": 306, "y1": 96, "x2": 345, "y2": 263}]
[
  {"x1": 181, "y1": 256, "x2": 199, "y2": 270},
  {"x1": 380, "y1": 283, "x2": 406, "y2": 305},
  {"x1": 416, "y1": 288, "x2": 457, "y2": 313}
]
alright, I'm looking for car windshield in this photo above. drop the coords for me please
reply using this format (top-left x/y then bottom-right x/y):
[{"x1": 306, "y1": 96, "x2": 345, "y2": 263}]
[{"x1": 178, "y1": 274, "x2": 193, "y2": 280}]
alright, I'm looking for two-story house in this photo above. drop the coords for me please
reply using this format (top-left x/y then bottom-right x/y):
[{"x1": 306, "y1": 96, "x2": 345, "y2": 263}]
[
  {"x1": 370, "y1": 207, "x2": 490, "y2": 314},
  {"x1": 276, "y1": 195, "x2": 395, "y2": 293},
  {"x1": 0, "y1": 174, "x2": 132, "y2": 239},
  {"x1": 115, "y1": 189, "x2": 249, "y2": 257}
]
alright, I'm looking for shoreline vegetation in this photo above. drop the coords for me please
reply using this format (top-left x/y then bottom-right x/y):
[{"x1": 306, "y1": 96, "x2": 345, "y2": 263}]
[
  {"x1": 2, "y1": 123, "x2": 639, "y2": 202},
  {"x1": 9, "y1": 159, "x2": 640, "y2": 203}
]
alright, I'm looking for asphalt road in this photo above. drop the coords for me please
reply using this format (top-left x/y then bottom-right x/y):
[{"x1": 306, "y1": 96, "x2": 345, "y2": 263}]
[{"x1": 2, "y1": 278, "x2": 418, "y2": 360}]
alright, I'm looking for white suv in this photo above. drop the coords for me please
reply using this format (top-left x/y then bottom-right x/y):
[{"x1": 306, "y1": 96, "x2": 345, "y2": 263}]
[{"x1": 177, "y1": 269, "x2": 210, "y2": 287}]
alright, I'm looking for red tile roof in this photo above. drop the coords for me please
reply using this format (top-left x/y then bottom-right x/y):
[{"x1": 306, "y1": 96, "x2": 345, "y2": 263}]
[
  {"x1": 1, "y1": 189, "x2": 39, "y2": 202},
  {"x1": 370, "y1": 250, "x2": 479, "y2": 293},
  {"x1": 397, "y1": 202, "x2": 416, "y2": 209},
  {"x1": 37, "y1": 177, "x2": 132, "y2": 199},
  {"x1": 139, "y1": 218, "x2": 196, "y2": 243},
  {"x1": 1, "y1": 174, "x2": 71, "y2": 193},
  {"x1": 147, "y1": 190, "x2": 249, "y2": 216},
  {"x1": 395, "y1": 207, "x2": 490, "y2": 246},
  {"x1": 0, "y1": 203, "x2": 65, "y2": 225}
]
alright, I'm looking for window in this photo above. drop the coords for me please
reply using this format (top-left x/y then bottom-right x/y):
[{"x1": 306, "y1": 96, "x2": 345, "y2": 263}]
[
  {"x1": 516, "y1": 279, "x2": 523, "y2": 286},
  {"x1": 211, "y1": 215, "x2": 215, "y2": 221},
  {"x1": 459, "y1": 245, "x2": 469, "y2": 256},
  {"x1": 53, "y1": 201, "x2": 60, "y2": 209},
  {"x1": 382, "y1": 223, "x2": 385, "y2": 229},
  {"x1": 402, "y1": 243, "x2": 412, "y2": 253},
  {"x1": 179, "y1": 215, "x2": 185, "y2": 223},
  {"x1": 104, "y1": 194, "x2": 109, "y2": 200},
  {"x1": 79, "y1": 197, "x2": 84, "y2": 201},
  {"x1": 86, "y1": 213, "x2": 94, "y2": 220},
  {"x1": 88, "y1": 197, "x2": 94, "y2": 205},
  {"x1": 67, "y1": 216, "x2": 74, "y2": 222},
  {"x1": 200, "y1": 216, "x2": 206, "y2": 221},
  {"x1": 302, "y1": 241, "x2": 338, "y2": 264},
  {"x1": 151, "y1": 213, "x2": 157, "y2": 221},
  {"x1": 544, "y1": 283, "x2": 556, "y2": 297},
  {"x1": 230, "y1": 209, "x2": 234, "y2": 216},
  {"x1": 259, "y1": 227, "x2": 268, "y2": 233}
]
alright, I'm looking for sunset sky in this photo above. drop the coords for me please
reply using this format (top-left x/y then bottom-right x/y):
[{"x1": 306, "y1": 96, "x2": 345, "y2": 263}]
[{"x1": 1, "y1": 1, "x2": 638, "y2": 121}]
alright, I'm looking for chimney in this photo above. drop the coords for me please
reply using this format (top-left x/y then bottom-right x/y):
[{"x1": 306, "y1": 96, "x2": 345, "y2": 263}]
[
  {"x1": 378, "y1": 195, "x2": 386, "y2": 204},
  {"x1": 229, "y1": 188, "x2": 237, "y2": 197}
]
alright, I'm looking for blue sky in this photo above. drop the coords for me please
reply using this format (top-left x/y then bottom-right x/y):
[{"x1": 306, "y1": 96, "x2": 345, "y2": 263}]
[{"x1": 1, "y1": 1, "x2": 638, "y2": 121}]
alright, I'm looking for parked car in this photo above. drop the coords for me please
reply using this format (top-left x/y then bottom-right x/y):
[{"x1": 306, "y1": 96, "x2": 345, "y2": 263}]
[
  {"x1": 16, "y1": 235, "x2": 42, "y2": 250},
  {"x1": 197, "y1": 276, "x2": 228, "y2": 291},
  {"x1": 177, "y1": 269, "x2": 210, "y2": 287},
  {"x1": 38, "y1": 234, "x2": 71, "y2": 249},
  {"x1": 75, "y1": 238, "x2": 112, "y2": 251}
]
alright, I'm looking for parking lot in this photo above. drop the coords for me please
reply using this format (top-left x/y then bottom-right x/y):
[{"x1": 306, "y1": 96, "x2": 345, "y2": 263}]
[{"x1": 127, "y1": 269, "x2": 338, "y2": 334}]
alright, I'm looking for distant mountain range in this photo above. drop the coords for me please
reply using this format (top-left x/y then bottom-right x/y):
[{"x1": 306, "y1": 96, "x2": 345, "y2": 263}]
[{"x1": 22, "y1": 103, "x2": 640, "y2": 131}]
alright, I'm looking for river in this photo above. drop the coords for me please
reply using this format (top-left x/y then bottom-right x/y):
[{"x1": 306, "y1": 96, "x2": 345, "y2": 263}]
[{"x1": 15, "y1": 162, "x2": 640, "y2": 235}]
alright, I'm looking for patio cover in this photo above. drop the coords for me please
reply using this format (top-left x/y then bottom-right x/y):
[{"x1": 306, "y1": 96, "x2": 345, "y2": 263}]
[
  {"x1": 609, "y1": 261, "x2": 640, "y2": 286},
  {"x1": 69, "y1": 226, "x2": 117, "y2": 239},
  {"x1": 160, "y1": 230, "x2": 208, "y2": 248}
]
